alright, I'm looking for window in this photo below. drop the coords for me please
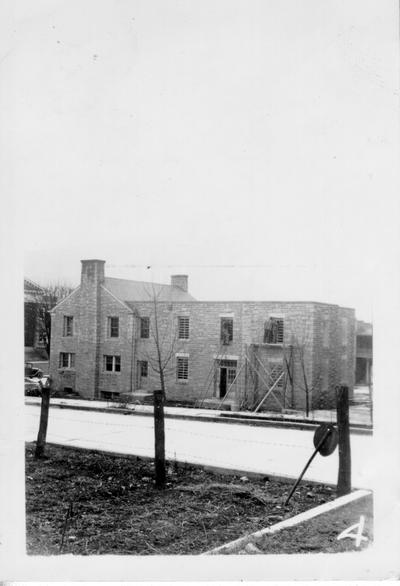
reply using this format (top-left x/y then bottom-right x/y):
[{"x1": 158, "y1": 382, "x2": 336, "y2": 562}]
[
  {"x1": 269, "y1": 362, "x2": 284, "y2": 388},
  {"x1": 140, "y1": 317, "x2": 150, "y2": 338},
  {"x1": 220, "y1": 318, "x2": 233, "y2": 345},
  {"x1": 63, "y1": 316, "x2": 74, "y2": 337},
  {"x1": 101, "y1": 391, "x2": 119, "y2": 400},
  {"x1": 140, "y1": 360, "x2": 148, "y2": 377},
  {"x1": 104, "y1": 355, "x2": 121, "y2": 372},
  {"x1": 227, "y1": 367, "x2": 237, "y2": 385},
  {"x1": 108, "y1": 316, "x2": 119, "y2": 338},
  {"x1": 178, "y1": 316, "x2": 189, "y2": 339},
  {"x1": 220, "y1": 359, "x2": 237, "y2": 384},
  {"x1": 59, "y1": 352, "x2": 75, "y2": 368},
  {"x1": 177, "y1": 356, "x2": 189, "y2": 381},
  {"x1": 263, "y1": 317, "x2": 284, "y2": 344}
]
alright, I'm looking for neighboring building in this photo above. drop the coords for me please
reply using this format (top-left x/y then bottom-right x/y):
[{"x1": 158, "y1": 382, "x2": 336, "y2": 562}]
[
  {"x1": 355, "y1": 320, "x2": 373, "y2": 386},
  {"x1": 24, "y1": 278, "x2": 48, "y2": 362},
  {"x1": 49, "y1": 259, "x2": 356, "y2": 411}
]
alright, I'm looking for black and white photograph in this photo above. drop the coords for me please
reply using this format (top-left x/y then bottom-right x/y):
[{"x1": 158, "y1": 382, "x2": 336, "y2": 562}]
[{"x1": 0, "y1": 0, "x2": 399, "y2": 582}]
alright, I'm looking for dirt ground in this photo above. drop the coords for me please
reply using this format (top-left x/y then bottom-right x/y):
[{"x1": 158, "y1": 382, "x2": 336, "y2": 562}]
[{"x1": 26, "y1": 443, "x2": 339, "y2": 555}]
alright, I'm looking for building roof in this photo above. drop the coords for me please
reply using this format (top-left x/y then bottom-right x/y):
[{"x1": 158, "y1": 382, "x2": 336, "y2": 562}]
[
  {"x1": 24, "y1": 278, "x2": 45, "y2": 294},
  {"x1": 103, "y1": 277, "x2": 196, "y2": 303}
]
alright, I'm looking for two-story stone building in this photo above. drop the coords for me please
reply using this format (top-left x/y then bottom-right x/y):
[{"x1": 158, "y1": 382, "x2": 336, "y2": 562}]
[{"x1": 49, "y1": 259, "x2": 356, "y2": 411}]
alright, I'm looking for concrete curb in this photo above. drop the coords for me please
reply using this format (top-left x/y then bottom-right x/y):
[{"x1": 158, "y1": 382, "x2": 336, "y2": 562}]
[
  {"x1": 25, "y1": 399, "x2": 372, "y2": 435},
  {"x1": 203, "y1": 489, "x2": 372, "y2": 555}
]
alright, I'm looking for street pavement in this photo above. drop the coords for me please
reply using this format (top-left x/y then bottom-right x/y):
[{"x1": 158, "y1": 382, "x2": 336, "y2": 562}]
[{"x1": 25, "y1": 403, "x2": 374, "y2": 488}]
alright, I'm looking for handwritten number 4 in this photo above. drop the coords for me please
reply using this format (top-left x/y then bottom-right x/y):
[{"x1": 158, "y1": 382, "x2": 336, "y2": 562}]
[{"x1": 337, "y1": 515, "x2": 368, "y2": 547}]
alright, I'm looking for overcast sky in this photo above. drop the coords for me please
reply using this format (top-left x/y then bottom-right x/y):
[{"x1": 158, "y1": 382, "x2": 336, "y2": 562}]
[{"x1": 3, "y1": 0, "x2": 399, "y2": 321}]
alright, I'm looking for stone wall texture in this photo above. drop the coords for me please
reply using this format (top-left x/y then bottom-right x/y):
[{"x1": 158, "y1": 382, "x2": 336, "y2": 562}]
[{"x1": 50, "y1": 265, "x2": 356, "y2": 411}]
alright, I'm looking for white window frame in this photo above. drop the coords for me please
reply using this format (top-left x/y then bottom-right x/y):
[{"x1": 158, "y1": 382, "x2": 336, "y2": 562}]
[
  {"x1": 59, "y1": 352, "x2": 75, "y2": 369},
  {"x1": 103, "y1": 355, "x2": 121, "y2": 373},
  {"x1": 108, "y1": 316, "x2": 119, "y2": 338}
]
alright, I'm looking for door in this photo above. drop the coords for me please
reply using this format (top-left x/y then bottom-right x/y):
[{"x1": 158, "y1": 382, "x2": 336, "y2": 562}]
[
  {"x1": 137, "y1": 360, "x2": 148, "y2": 389},
  {"x1": 219, "y1": 367, "x2": 227, "y2": 398}
]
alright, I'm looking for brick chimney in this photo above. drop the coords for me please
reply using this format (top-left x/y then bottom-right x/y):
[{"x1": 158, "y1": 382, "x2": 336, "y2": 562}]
[
  {"x1": 80, "y1": 259, "x2": 105, "y2": 287},
  {"x1": 171, "y1": 274, "x2": 188, "y2": 292},
  {"x1": 77, "y1": 259, "x2": 105, "y2": 399}
]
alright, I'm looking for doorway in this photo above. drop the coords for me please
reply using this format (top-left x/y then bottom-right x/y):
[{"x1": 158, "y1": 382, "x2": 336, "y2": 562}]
[
  {"x1": 218, "y1": 360, "x2": 237, "y2": 398},
  {"x1": 137, "y1": 360, "x2": 148, "y2": 389}
]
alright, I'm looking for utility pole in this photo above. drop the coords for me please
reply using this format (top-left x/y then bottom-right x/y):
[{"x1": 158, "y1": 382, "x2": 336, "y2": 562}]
[
  {"x1": 154, "y1": 389, "x2": 166, "y2": 488},
  {"x1": 336, "y1": 385, "x2": 351, "y2": 496}
]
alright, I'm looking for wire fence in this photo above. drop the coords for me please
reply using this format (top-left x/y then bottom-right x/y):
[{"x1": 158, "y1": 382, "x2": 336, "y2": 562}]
[{"x1": 25, "y1": 406, "x2": 372, "y2": 485}]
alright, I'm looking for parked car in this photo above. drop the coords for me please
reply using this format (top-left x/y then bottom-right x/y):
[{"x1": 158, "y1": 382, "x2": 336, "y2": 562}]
[
  {"x1": 25, "y1": 362, "x2": 43, "y2": 379},
  {"x1": 24, "y1": 377, "x2": 41, "y2": 396},
  {"x1": 24, "y1": 374, "x2": 51, "y2": 396}
]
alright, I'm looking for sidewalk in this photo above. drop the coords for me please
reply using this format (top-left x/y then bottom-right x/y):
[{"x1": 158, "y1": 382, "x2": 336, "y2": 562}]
[
  {"x1": 205, "y1": 489, "x2": 373, "y2": 555},
  {"x1": 25, "y1": 393, "x2": 373, "y2": 432}
]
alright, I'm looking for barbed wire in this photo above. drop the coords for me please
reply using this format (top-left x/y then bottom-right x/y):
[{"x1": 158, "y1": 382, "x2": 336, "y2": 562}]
[
  {"x1": 41, "y1": 434, "x2": 314, "y2": 475},
  {"x1": 26, "y1": 411, "x2": 314, "y2": 451}
]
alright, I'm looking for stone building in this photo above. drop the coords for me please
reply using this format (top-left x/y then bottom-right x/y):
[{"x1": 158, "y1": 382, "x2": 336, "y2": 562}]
[
  {"x1": 24, "y1": 278, "x2": 48, "y2": 365},
  {"x1": 49, "y1": 259, "x2": 356, "y2": 411},
  {"x1": 355, "y1": 320, "x2": 373, "y2": 386}
]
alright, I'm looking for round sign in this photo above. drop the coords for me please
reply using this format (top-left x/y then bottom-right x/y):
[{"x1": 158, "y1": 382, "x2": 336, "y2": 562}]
[{"x1": 313, "y1": 423, "x2": 338, "y2": 457}]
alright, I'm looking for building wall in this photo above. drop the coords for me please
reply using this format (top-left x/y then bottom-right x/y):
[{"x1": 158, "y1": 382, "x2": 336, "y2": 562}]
[
  {"x1": 49, "y1": 289, "x2": 80, "y2": 394},
  {"x1": 49, "y1": 264, "x2": 356, "y2": 410},
  {"x1": 312, "y1": 305, "x2": 356, "y2": 409}
]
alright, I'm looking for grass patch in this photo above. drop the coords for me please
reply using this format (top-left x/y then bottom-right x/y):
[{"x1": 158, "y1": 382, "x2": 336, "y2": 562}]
[
  {"x1": 26, "y1": 442, "x2": 336, "y2": 555},
  {"x1": 253, "y1": 493, "x2": 373, "y2": 554}
]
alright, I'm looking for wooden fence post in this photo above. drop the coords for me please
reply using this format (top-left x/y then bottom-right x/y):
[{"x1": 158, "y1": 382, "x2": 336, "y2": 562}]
[
  {"x1": 336, "y1": 385, "x2": 351, "y2": 496},
  {"x1": 35, "y1": 379, "x2": 51, "y2": 459},
  {"x1": 154, "y1": 390, "x2": 166, "y2": 488}
]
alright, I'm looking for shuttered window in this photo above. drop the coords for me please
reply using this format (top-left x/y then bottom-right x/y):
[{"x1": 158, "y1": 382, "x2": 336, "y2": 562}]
[
  {"x1": 177, "y1": 356, "x2": 189, "y2": 380},
  {"x1": 220, "y1": 318, "x2": 233, "y2": 345},
  {"x1": 264, "y1": 317, "x2": 284, "y2": 344},
  {"x1": 178, "y1": 316, "x2": 189, "y2": 339}
]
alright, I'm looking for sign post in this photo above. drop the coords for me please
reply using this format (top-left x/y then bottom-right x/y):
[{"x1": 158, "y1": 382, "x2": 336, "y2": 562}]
[{"x1": 284, "y1": 423, "x2": 338, "y2": 505}]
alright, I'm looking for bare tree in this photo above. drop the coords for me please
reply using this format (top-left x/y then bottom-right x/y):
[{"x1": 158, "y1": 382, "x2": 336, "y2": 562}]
[
  {"x1": 284, "y1": 332, "x2": 322, "y2": 417},
  {"x1": 138, "y1": 285, "x2": 180, "y2": 488},
  {"x1": 142, "y1": 285, "x2": 178, "y2": 397},
  {"x1": 26, "y1": 282, "x2": 74, "y2": 358}
]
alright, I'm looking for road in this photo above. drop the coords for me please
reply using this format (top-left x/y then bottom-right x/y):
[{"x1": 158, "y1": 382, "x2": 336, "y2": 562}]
[{"x1": 25, "y1": 404, "x2": 374, "y2": 487}]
